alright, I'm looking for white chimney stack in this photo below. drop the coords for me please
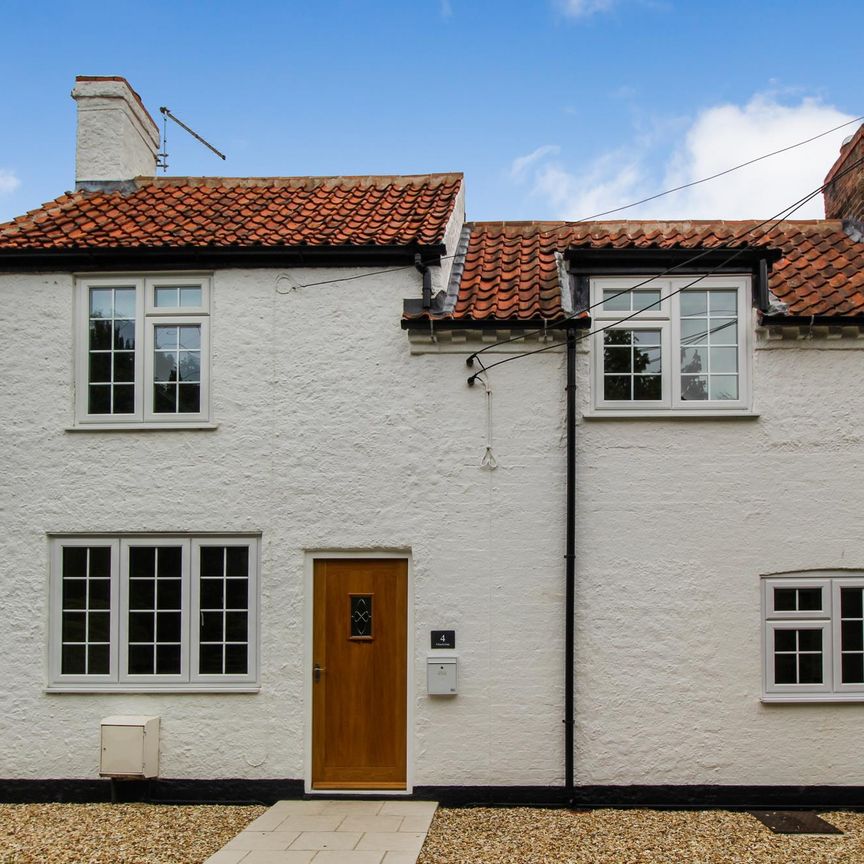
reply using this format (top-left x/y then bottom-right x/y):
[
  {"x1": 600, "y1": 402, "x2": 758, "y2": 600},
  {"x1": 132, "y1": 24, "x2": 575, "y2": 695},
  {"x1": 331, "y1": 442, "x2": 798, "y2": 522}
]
[{"x1": 71, "y1": 76, "x2": 160, "y2": 190}]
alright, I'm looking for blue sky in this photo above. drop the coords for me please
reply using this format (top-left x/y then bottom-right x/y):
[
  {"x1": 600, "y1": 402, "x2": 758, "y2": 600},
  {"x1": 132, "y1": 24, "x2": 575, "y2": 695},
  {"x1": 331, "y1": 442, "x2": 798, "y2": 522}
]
[{"x1": 1, "y1": 0, "x2": 861, "y2": 224}]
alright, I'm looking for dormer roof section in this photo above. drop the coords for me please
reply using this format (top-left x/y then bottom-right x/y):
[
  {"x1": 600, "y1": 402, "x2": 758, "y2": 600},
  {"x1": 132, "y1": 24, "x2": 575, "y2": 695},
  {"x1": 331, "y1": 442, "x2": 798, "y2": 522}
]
[{"x1": 403, "y1": 219, "x2": 864, "y2": 322}]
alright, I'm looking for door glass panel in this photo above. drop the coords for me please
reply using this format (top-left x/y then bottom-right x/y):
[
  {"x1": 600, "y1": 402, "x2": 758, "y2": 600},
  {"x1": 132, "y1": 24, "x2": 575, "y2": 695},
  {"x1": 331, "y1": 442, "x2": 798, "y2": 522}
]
[{"x1": 350, "y1": 595, "x2": 373, "y2": 638}]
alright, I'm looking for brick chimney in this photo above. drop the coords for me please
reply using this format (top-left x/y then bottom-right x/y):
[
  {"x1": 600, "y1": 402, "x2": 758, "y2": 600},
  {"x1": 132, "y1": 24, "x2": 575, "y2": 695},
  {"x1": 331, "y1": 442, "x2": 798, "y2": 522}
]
[
  {"x1": 823, "y1": 123, "x2": 864, "y2": 224},
  {"x1": 71, "y1": 76, "x2": 160, "y2": 191}
]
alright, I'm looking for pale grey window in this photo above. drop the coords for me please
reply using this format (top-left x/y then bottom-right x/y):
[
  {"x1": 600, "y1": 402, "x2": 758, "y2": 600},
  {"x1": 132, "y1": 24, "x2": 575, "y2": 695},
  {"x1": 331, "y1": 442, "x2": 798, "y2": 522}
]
[
  {"x1": 680, "y1": 289, "x2": 739, "y2": 401},
  {"x1": 763, "y1": 575, "x2": 864, "y2": 701},
  {"x1": 87, "y1": 285, "x2": 136, "y2": 415},
  {"x1": 602, "y1": 328, "x2": 662, "y2": 401},
  {"x1": 50, "y1": 536, "x2": 257, "y2": 691},
  {"x1": 76, "y1": 276, "x2": 210, "y2": 425},
  {"x1": 197, "y1": 545, "x2": 251, "y2": 676},
  {"x1": 591, "y1": 276, "x2": 750, "y2": 414},
  {"x1": 60, "y1": 545, "x2": 113, "y2": 675}
]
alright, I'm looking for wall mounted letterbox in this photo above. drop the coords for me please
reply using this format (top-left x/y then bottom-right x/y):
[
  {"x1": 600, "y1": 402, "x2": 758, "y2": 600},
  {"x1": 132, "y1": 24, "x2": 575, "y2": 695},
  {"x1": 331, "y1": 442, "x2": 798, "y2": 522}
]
[{"x1": 427, "y1": 657, "x2": 457, "y2": 695}]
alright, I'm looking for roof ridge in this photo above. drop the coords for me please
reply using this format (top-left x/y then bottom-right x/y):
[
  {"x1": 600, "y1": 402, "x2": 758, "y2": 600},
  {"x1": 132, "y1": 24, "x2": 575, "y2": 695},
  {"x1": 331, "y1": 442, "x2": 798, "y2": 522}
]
[
  {"x1": 139, "y1": 173, "x2": 463, "y2": 189},
  {"x1": 0, "y1": 173, "x2": 463, "y2": 249},
  {"x1": 467, "y1": 218, "x2": 845, "y2": 231}
]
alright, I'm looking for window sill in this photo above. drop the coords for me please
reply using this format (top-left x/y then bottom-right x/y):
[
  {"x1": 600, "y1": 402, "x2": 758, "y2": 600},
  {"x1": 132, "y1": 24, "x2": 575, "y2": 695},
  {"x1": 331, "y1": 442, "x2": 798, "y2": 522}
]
[
  {"x1": 583, "y1": 409, "x2": 759, "y2": 420},
  {"x1": 66, "y1": 422, "x2": 219, "y2": 432},
  {"x1": 761, "y1": 694, "x2": 864, "y2": 703},
  {"x1": 46, "y1": 684, "x2": 259, "y2": 694}
]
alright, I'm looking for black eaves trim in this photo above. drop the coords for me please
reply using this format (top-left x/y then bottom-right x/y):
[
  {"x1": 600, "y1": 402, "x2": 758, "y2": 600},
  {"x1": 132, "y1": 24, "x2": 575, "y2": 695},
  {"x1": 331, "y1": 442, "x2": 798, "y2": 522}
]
[
  {"x1": 5, "y1": 780, "x2": 864, "y2": 809},
  {"x1": 565, "y1": 246, "x2": 783, "y2": 274},
  {"x1": 761, "y1": 314, "x2": 864, "y2": 326},
  {"x1": 0, "y1": 244, "x2": 447, "y2": 272},
  {"x1": 400, "y1": 316, "x2": 590, "y2": 331}
]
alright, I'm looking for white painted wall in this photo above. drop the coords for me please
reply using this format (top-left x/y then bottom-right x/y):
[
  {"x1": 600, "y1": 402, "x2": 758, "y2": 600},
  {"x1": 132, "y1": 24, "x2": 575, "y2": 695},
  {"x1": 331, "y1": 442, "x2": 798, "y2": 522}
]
[
  {"x1": 572, "y1": 333, "x2": 864, "y2": 786},
  {"x1": 1, "y1": 262, "x2": 863, "y2": 787}
]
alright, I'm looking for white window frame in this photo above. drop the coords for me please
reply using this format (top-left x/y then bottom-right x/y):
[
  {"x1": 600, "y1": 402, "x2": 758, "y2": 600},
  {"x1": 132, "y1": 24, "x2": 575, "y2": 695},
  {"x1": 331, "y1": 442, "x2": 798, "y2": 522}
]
[
  {"x1": 119, "y1": 537, "x2": 191, "y2": 686},
  {"x1": 593, "y1": 320, "x2": 672, "y2": 410},
  {"x1": 590, "y1": 275, "x2": 752, "y2": 416},
  {"x1": 762, "y1": 573, "x2": 864, "y2": 702},
  {"x1": 74, "y1": 274, "x2": 211, "y2": 427},
  {"x1": 48, "y1": 534, "x2": 259, "y2": 692},
  {"x1": 764, "y1": 620, "x2": 833, "y2": 696},
  {"x1": 832, "y1": 578, "x2": 864, "y2": 696}
]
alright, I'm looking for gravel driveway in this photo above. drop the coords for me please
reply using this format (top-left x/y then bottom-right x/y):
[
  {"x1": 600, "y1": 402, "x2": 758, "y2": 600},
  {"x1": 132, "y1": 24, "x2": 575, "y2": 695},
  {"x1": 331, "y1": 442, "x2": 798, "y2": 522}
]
[
  {"x1": 0, "y1": 803, "x2": 265, "y2": 864},
  {"x1": 4, "y1": 802, "x2": 864, "y2": 864},
  {"x1": 417, "y1": 806, "x2": 864, "y2": 864}
]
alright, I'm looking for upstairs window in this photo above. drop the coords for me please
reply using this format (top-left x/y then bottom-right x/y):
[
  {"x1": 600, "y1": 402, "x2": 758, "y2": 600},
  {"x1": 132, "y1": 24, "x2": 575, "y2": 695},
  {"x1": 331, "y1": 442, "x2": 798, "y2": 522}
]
[
  {"x1": 591, "y1": 276, "x2": 750, "y2": 414},
  {"x1": 76, "y1": 275, "x2": 210, "y2": 425}
]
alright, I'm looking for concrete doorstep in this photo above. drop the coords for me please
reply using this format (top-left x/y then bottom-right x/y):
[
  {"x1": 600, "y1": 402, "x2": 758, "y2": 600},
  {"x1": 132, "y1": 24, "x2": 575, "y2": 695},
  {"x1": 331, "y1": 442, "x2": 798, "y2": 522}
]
[{"x1": 204, "y1": 799, "x2": 438, "y2": 864}]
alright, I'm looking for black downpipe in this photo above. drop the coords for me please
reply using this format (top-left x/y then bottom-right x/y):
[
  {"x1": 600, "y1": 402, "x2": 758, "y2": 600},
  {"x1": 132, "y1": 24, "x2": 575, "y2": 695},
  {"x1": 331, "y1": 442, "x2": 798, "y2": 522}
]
[
  {"x1": 415, "y1": 253, "x2": 432, "y2": 309},
  {"x1": 564, "y1": 325, "x2": 576, "y2": 800},
  {"x1": 756, "y1": 258, "x2": 770, "y2": 312}
]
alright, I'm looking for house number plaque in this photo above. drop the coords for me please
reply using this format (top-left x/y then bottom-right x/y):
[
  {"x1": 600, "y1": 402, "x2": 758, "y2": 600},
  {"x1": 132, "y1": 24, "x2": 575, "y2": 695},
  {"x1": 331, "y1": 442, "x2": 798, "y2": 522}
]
[{"x1": 431, "y1": 630, "x2": 455, "y2": 649}]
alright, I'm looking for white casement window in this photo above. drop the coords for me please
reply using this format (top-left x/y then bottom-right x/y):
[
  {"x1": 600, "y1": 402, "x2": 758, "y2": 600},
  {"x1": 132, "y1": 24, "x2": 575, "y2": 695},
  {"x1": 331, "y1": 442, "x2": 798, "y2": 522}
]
[
  {"x1": 49, "y1": 535, "x2": 258, "y2": 691},
  {"x1": 75, "y1": 275, "x2": 211, "y2": 426},
  {"x1": 763, "y1": 574, "x2": 864, "y2": 701},
  {"x1": 590, "y1": 276, "x2": 751, "y2": 414}
]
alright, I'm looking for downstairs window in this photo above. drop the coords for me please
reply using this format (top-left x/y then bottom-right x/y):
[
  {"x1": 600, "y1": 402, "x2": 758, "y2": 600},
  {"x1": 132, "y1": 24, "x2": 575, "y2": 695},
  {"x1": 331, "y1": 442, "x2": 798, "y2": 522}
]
[
  {"x1": 763, "y1": 574, "x2": 864, "y2": 701},
  {"x1": 49, "y1": 535, "x2": 258, "y2": 690}
]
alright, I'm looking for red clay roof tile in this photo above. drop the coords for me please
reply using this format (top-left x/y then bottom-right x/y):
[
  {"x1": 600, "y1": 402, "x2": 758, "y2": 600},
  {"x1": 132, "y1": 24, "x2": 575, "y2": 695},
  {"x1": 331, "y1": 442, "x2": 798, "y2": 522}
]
[
  {"x1": 0, "y1": 174, "x2": 462, "y2": 250},
  {"x1": 436, "y1": 220, "x2": 864, "y2": 321}
]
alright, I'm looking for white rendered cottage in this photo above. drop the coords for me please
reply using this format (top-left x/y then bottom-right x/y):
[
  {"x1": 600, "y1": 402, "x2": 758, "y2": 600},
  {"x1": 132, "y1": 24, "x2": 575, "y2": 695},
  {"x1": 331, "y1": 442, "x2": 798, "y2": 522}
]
[{"x1": 1, "y1": 76, "x2": 863, "y2": 806}]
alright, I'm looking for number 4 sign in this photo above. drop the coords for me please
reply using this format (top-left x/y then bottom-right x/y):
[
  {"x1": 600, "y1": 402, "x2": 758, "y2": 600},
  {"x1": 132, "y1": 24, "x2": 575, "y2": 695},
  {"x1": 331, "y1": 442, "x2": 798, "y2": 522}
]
[{"x1": 430, "y1": 630, "x2": 455, "y2": 649}]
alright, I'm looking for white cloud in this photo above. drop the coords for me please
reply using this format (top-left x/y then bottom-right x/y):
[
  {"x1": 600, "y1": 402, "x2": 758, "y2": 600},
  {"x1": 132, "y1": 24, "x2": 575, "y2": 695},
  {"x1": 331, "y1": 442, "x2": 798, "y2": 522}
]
[
  {"x1": 0, "y1": 169, "x2": 20, "y2": 197},
  {"x1": 517, "y1": 94, "x2": 857, "y2": 221},
  {"x1": 510, "y1": 145, "x2": 560, "y2": 180},
  {"x1": 440, "y1": 0, "x2": 452, "y2": 18},
  {"x1": 556, "y1": 0, "x2": 616, "y2": 17}
]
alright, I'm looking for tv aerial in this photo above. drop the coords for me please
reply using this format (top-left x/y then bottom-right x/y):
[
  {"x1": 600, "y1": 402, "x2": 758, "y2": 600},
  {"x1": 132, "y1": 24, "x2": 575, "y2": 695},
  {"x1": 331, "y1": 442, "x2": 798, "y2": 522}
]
[{"x1": 156, "y1": 106, "x2": 226, "y2": 172}]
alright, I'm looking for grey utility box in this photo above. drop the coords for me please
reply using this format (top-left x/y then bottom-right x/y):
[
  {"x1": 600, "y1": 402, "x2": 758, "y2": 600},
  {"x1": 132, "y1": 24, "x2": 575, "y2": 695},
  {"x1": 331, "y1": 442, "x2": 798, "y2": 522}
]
[
  {"x1": 427, "y1": 657, "x2": 458, "y2": 695},
  {"x1": 100, "y1": 715, "x2": 160, "y2": 778}
]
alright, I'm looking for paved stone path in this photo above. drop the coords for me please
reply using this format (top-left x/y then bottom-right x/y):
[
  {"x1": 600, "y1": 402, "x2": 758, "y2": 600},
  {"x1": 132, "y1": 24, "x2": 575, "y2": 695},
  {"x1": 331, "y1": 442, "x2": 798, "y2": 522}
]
[{"x1": 204, "y1": 799, "x2": 437, "y2": 864}]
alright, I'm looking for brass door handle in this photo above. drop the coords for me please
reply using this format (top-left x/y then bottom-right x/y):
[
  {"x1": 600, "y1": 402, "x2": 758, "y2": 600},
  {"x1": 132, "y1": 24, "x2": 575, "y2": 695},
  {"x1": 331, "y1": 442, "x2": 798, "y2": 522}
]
[{"x1": 313, "y1": 664, "x2": 325, "y2": 683}]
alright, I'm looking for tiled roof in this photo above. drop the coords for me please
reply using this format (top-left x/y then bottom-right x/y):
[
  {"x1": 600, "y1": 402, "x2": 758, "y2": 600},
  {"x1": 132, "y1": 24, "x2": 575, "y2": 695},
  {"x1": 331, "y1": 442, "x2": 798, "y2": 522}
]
[
  {"x1": 0, "y1": 174, "x2": 462, "y2": 250},
  {"x1": 440, "y1": 220, "x2": 864, "y2": 320}
]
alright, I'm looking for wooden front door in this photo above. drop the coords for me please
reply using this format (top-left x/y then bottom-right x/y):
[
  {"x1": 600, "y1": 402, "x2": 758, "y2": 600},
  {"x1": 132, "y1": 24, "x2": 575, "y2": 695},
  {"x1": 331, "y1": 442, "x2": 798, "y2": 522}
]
[{"x1": 312, "y1": 558, "x2": 407, "y2": 789}]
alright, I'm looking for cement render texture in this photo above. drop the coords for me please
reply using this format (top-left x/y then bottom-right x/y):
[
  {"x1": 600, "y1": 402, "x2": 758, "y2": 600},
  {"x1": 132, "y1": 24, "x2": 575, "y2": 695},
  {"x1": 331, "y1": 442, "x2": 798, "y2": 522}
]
[
  {"x1": 1, "y1": 260, "x2": 863, "y2": 788},
  {"x1": 0, "y1": 262, "x2": 565, "y2": 787}
]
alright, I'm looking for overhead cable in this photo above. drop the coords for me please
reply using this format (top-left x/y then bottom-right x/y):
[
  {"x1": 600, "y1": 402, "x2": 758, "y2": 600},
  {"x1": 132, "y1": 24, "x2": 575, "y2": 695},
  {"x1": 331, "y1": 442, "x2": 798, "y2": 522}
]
[
  {"x1": 465, "y1": 153, "x2": 864, "y2": 371},
  {"x1": 465, "y1": 158, "x2": 863, "y2": 384},
  {"x1": 574, "y1": 114, "x2": 863, "y2": 222},
  {"x1": 280, "y1": 115, "x2": 861, "y2": 293}
]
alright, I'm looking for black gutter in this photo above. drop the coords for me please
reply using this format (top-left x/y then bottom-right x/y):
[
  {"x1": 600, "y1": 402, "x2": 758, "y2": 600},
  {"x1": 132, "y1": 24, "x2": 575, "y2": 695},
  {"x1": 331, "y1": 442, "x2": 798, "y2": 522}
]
[
  {"x1": 401, "y1": 316, "x2": 591, "y2": 331},
  {"x1": 564, "y1": 323, "x2": 577, "y2": 801},
  {"x1": 0, "y1": 243, "x2": 447, "y2": 273},
  {"x1": 760, "y1": 314, "x2": 864, "y2": 327}
]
